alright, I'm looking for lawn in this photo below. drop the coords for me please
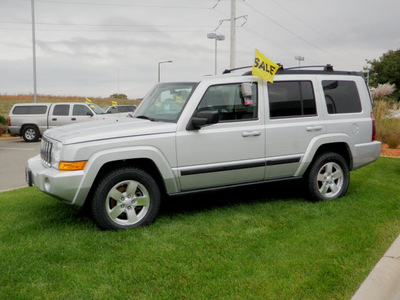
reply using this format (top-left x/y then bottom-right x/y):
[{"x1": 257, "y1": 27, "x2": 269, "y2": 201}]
[{"x1": 1, "y1": 157, "x2": 399, "y2": 299}]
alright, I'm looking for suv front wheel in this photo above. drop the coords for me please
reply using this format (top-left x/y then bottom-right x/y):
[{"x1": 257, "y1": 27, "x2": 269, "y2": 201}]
[
  {"x1": 91, "y1": 167, "x2": 161, "y2": 230},
  {"x1": 305, "y1": 152, "x2": 350, "y2": 202}
]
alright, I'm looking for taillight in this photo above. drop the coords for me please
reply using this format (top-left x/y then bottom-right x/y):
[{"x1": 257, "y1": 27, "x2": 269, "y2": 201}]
[
  {"x1": 371, "y1": 112, "x2": 376, "y2": 141},
  {"x1": 7, "y1": 117, "x2": 11, "y2": 126}
]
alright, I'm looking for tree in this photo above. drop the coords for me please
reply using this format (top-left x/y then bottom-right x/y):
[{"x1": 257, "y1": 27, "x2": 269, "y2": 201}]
[
  {"x1": 110, "y1": 93, "x2": 128, "y2": 99},
  {"x1": 366, "y1": 49, "x2": 400, "y2": 98}
]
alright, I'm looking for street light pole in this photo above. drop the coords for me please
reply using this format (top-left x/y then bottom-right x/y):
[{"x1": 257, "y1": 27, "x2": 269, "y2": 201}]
[
  {"x1": 31, "y1": 0, "x2": 37, "y2": 103},
  {"x1": 158, "y1": 60, "x2": 172, "y2": 82},
  {"x1": 207, "y1": 33, "x2": 225, "y2": 75},
  {"x1": 230, "y1": 0, "x2": 236, "y2": 69},
  {"x1": 295, "y1": 56, "x2": 305, "y2": 67}
]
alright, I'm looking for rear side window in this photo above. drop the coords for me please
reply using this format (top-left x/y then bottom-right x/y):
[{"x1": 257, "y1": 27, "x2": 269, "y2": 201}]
[
  {"x1": 268, "y1": 81, "x2": 317, "y2": 118},
  {"x1": 53, "y1": 104, "x2": 70, "y2": 116},
  {"x1": 12, "y1": 105, "x2": 47, "y2": 114},
  {"x1": 322, "y1": 80, "x2": 362, "y2": 114}
]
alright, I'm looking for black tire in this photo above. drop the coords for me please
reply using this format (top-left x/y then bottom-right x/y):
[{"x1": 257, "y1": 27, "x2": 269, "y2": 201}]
[
  {"x1": 90, "y1": 167, "x2": 161, "y2": 230},
  {"x1": 22, "y1": 125, "x2": 40, "y2": 142},
  {"x1": 305, "y1": 152, "x2": 350, "y2": 202}
]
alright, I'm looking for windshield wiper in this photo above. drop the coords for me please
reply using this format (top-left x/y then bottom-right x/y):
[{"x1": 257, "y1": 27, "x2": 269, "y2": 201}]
[{"x1": 136, "y1": 115, "x2": 156, "y2": 121}]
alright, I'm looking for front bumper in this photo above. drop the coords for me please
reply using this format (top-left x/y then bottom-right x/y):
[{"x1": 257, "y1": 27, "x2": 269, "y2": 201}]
[{"x1": 26, "y1": 155, "x2": 85, "y2": 206}]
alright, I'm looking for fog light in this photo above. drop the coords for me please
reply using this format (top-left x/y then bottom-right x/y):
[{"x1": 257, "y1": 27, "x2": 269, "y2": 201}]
[{"x1": 44, "y1": 177, "x2": 51, "y2": 192}]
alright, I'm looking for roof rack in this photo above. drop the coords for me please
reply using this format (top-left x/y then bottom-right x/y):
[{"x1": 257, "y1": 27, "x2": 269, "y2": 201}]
[
  {"x1": 283, "y1": 64, "x2": 334, "y2": 71},
  {"x1": 223, "y1": 66, "x2": 252, "y2": 74}
]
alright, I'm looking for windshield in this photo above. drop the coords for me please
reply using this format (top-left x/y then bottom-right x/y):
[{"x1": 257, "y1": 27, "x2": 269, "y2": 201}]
[
  {"x1": 133, "y1": 82, "x2": 198, "y2": 122},
  {"x1": 88, "y1": 103, "x2": 106, "y2": 114}
]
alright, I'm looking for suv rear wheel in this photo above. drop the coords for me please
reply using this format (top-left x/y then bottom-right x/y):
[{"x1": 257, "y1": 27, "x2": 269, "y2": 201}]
[
  {"x1": 91, "y1": 167, "x2": 161, "y2": 230},
  {"x1": 305, "y1": 152, "x2": 349, "y2": 202}
]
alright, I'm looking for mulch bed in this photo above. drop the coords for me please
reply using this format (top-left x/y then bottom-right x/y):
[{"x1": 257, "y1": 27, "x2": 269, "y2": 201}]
[{"x1": 380, "y1": 144, "x2": 400, "y2": 158}]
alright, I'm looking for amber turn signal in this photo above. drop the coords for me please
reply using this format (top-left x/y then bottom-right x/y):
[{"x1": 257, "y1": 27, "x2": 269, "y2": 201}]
[{"x1": 59, "y1": 161, "x2": 87, "y2": 171}]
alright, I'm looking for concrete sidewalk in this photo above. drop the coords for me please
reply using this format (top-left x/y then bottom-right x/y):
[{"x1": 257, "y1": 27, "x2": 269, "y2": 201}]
[{"x1": 352, "y1": 235, "x2": 400, "y2": 300}]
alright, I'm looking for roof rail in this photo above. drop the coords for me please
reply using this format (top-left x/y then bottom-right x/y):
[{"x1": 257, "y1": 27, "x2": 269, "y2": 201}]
[
  {"x1": 224, "y1": 64, "x2": 335, "y2": 76},
  {"x1": 223, "y1": 66, "x2": 252, "y2": 74},
  {"x1": 282, "y1": 64, "x2": 334, "y2": 71}
]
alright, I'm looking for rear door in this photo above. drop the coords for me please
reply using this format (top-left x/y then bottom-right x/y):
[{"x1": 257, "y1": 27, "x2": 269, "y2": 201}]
[
  {"x1": 48, "y1": 104, "x2": 71, "y2": 127},
  {"x1": 265, "y1": 78, "x2": 326, "y2": 180}
]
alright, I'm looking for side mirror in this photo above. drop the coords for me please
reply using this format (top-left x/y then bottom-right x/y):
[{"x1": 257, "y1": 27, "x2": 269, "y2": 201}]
[
  {"x1": 188, "y1": 111, "x2": 219, "y2": 130},
  {"x1": 241, "y1": 82, "x2": 252, "y2": 98},
  {"x1": 87, "y1": 111, "x2": 94, "y2": 117},
  {"x1": 241, "y1": 82, "x2": 253, "y2": 105}
]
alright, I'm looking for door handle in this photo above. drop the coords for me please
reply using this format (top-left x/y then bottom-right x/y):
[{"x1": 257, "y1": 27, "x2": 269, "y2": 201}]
[
  {"x1": 71, "y1": 118, "x2": 76, "y2": 121},
  {"x1": 52, "y1": 118, "x2": 57, "y2": 121},
  {"x1": 306, "y1": 126, "x2": 323, "y2": 132},
  {"x1": 242, "y1": 131, "x2": 261, "y2": 137}
]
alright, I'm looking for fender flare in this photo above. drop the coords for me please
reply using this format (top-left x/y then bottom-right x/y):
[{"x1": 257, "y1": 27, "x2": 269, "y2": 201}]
[
  {"x1": 295, "y1": 133, "x2": 353, "y2": 177},
  {"x1": 71, "y1": 146, "x2": 179, "y2": 207}
]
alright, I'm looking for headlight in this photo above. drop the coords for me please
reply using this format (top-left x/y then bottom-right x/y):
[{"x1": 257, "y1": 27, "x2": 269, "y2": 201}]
[{"x1": 51, "y1": 140, "x2": 62, "y2": 169}]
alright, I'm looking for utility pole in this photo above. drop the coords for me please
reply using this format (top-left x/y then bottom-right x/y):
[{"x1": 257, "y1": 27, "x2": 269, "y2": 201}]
[
  {"x1": 230, "y1": 0, "x2": 236, "y2": 69},
  {"x1": 31, "y1": 0, "x2": 37, "y2": 103},
  {"x1": 214, "y1": 0, "x2": 246, "y2": 70}
]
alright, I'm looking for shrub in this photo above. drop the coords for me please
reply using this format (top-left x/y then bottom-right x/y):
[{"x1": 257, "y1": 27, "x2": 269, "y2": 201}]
[
  {"x1": 371, "y1": 83, "x2": 396, "y2": 99},
  {"x1": 0, "y1": 124, "x2": 7, "y2": 135},
  {"x1": 0, "y1": 115, "x2": 7, "y2": 125},
  {"x1": 376, "y1": 118, "x2": 400, "y2": 149}
]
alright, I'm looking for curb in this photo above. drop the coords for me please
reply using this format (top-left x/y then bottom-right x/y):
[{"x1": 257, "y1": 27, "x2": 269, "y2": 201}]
[{"x1": 352, "y1": 235, "x2": 400, "y2": 300}]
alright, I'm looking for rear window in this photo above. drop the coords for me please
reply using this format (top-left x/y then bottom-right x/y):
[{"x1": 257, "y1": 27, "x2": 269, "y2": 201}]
[
  {"x1": 12, "y1": 105, "x2": 47, "y2": 115},
  {"x1": 53, "y1": 104, "x2": 70, "y2": 116},
  {"x1": 322, "y1": 80, "x2": 362, "y2": 114}
]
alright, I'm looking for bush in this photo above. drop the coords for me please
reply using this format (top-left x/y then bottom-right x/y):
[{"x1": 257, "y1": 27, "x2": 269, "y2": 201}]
[
  {"x1": 376, "y1": 118, "x2": 400, "y2": 149},
  {"x1": 0, "y1": 115, "x2": 7, "y2": 125},
  {"x1": 0, "y1": 124, "x2": 7, "y2": 135},
  {"x1": 110, "y1": 93, "x2": 128, "y2": 99}
]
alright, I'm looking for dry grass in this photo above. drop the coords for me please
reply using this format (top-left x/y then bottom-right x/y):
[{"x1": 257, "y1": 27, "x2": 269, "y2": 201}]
[
  {"x1": 373, "y1": 100, "x2": 400, "y2": 149},
  {"x1": 0, "y1": 94, "x2": 142, "y2": 119}
]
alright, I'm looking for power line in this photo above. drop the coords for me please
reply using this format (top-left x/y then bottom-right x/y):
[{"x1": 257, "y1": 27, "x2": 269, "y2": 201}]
[
  {"x1": 0, "y1": 27, "x2": 210, "y2": 33},
  {"x1": 22, "y1": 0, "x2": 211, "y2": 9}
]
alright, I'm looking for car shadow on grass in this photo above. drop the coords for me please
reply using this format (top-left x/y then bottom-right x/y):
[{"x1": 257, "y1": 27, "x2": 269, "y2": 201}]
[
  {"x1": 159, "y1": 179, "x2": 307, "y2": 218},
  {"x1": 34, "y1": 179, "x2": 307, "y2": 231}
]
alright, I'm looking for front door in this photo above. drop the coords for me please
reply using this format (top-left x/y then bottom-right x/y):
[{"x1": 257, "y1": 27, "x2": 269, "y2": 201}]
[{"x1": 177, "y1": 81, "x2": 266, "y2": 191}]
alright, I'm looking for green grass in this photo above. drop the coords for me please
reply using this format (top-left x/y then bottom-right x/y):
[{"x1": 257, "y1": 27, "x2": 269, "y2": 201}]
[{"x1": 1, "y1": 157, "x2": 400, "y2": 299}]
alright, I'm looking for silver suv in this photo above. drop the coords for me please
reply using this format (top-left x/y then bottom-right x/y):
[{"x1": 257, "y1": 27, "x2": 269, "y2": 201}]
[{"x1": 26, "y1": 66, "x2": 381, "y2": 230}]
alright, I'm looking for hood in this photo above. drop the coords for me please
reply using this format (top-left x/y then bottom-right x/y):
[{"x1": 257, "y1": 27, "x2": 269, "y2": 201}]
[{"x1": 43, "y1": 117, "x2": 177, "y2": 144}]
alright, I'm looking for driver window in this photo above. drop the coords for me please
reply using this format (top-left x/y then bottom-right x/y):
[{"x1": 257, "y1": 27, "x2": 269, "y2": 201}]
[{"x1": 197, "y1": 83, "x2": 258, "y2": 121}]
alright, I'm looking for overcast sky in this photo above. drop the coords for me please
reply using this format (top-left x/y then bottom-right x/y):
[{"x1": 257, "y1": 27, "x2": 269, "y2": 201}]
[{"x1": 1, "y1": 0, "x2": 399, "y2": 99}]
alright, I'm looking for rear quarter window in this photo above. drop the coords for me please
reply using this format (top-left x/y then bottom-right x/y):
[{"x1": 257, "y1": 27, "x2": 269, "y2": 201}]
[
  {"x1": 12, "y1": 105, "x2": 48, "y2": 114},
  {"x1": 322, "y1": 80, "x2": 362, "y2": 114}
]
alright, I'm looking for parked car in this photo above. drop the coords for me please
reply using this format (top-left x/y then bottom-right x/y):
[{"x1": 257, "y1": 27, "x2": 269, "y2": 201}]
[
  {"x1": 103, "y1": 105, "x2": 137, "y2": 115},
  {"x1": 26, "y1": 65, "x2": 381, "y2": 230},
  {"x1": 8, "y1": 102, "x2": 118, "y2": 142}
]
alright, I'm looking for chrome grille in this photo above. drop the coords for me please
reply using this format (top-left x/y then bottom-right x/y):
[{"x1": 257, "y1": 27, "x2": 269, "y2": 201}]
[{"x1": 41, "y1": 137, "x2": 53, "y2": 166}]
